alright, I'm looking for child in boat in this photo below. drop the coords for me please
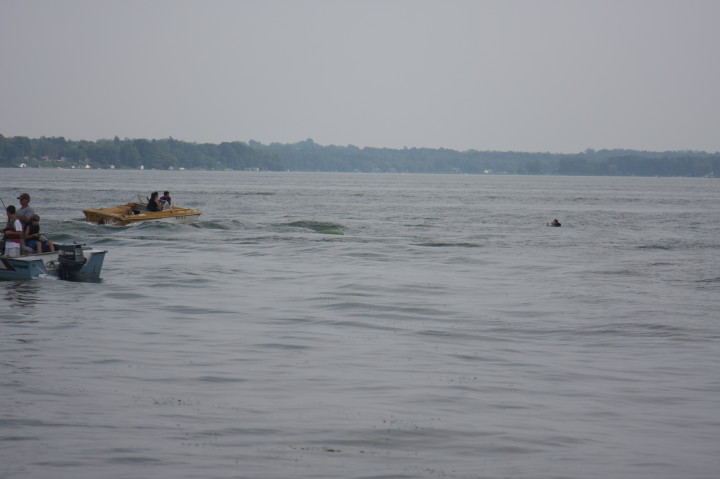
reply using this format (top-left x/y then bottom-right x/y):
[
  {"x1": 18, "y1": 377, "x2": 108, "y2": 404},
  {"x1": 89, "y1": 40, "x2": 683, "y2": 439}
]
[
  {"x1": 24, "y1": 214, "x2": 55, "y2": 253},
  {"x1": 3, "y1": 205, "x2": 23, "y2": 257},
  {"x1": 160, "y1": 191, "x2": 172, "y2": 206}
]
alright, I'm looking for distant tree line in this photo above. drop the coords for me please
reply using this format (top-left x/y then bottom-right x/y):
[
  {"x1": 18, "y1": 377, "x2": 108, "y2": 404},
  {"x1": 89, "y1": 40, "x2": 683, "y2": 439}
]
[
  {"x1": 0, "y1": 135, "x2": 282, "y2": 171},
  {"x1": 1, "y1": 134, "x2": 718, "y2": 177}
]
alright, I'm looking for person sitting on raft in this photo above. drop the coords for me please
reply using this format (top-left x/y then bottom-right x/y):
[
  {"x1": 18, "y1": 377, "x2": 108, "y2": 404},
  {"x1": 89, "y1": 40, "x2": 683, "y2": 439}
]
[
  {"x1": 548, "y1": 218, "x2": 561, "y2": 227},
  {"x1": 147, "y1": 191, "x2": 161, "y2": 212},
  {"x1": 160, "y1": 191, "x2": 172, "y2": 206}
]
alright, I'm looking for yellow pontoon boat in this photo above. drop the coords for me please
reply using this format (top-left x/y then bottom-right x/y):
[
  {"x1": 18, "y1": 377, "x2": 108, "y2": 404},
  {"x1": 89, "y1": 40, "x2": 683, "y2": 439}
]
[{"x1": 83, "y1": 195, "x2": 201, "y2": 226}]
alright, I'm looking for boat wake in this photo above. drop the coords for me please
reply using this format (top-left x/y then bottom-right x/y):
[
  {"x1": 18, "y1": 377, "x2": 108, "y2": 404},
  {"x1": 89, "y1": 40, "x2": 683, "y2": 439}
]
[{"x1": 282, "y1": 220, "x2": 345, "y2": 234}]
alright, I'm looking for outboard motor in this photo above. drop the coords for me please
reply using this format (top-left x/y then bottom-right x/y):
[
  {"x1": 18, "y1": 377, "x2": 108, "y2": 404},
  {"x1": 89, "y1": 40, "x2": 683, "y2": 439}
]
[{"x1": 58, "y1": 244, "x2": 87, "y2": 280}]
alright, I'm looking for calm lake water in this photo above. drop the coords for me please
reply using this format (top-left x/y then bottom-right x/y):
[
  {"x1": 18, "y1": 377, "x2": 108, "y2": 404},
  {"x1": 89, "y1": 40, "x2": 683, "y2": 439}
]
[{"x1": 1, "y1": 169, "x2": 719, "y2": 479}]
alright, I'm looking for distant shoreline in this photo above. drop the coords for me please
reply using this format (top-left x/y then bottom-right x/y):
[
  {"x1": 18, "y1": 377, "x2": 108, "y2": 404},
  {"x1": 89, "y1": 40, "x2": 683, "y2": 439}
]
[{"x1": 1, "y1": 135, "x2": 718, "y2": 177}]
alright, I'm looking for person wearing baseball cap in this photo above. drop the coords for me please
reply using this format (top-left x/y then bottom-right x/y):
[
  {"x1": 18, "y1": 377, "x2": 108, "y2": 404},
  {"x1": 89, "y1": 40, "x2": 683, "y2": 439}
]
[{"x1": 16, "y1": 193, "x2": 34, "y2": 227}]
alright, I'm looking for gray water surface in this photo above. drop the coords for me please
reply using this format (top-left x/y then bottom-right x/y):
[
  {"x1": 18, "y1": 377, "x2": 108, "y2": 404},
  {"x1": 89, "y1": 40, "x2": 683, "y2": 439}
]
[{"x1": 2, "y1": 170, "x2": 719, "y2": 478}]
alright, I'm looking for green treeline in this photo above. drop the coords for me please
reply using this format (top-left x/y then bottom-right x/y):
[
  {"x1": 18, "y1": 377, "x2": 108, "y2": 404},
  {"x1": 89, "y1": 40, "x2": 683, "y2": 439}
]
[
  {"x1": 0, "y1": 135, "x2": 282, "y2": 171},
  {"x1": 1, "y1": 134, "x2": 719, "y2": 177}
]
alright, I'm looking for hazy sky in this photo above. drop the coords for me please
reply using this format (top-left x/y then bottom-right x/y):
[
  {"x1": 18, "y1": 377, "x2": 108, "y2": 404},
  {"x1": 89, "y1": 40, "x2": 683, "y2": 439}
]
[{"x1": 1, "y1": 0, "x2": 718, "y2": 153}]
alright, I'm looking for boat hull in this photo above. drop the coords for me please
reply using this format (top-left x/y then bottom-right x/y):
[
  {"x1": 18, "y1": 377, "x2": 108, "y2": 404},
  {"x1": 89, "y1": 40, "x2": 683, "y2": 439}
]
[
  {"x1": 83, "y1": 203, "x2": 201, "y2": 226},
  {"x1": 0, "y1": 247, "x2": 107, "y2": 281}
]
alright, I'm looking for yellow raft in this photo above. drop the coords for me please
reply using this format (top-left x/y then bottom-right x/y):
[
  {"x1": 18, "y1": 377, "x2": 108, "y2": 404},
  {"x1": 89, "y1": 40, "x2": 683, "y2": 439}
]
[{"x1": 83, "y1": 197, "x2": 201, "y2": 226}]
